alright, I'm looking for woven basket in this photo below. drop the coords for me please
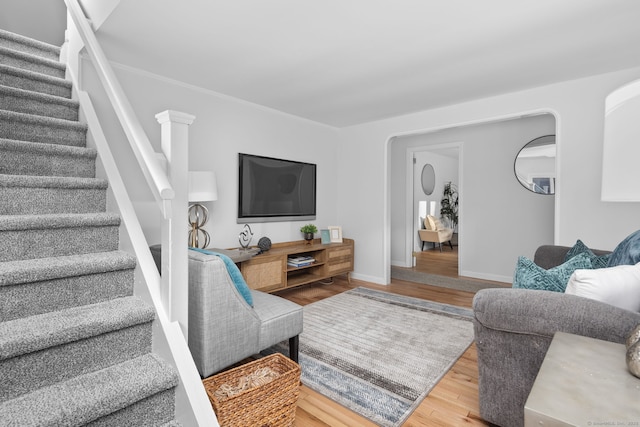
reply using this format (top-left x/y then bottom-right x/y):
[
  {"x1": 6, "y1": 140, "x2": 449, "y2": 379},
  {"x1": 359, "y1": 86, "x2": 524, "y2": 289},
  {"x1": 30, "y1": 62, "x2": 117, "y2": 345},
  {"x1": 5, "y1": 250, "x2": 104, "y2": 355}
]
[{"x1": 203, "y1": 353, "x2": 300, "y2": 427}]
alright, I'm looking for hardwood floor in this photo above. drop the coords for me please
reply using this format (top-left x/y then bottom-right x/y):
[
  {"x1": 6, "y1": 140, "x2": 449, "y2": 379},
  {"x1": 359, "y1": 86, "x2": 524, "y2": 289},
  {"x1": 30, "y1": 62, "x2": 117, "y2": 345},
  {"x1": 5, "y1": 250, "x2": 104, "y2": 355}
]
[{"x1": 274, "y1": 246, "x2": 494, "y2": 427}]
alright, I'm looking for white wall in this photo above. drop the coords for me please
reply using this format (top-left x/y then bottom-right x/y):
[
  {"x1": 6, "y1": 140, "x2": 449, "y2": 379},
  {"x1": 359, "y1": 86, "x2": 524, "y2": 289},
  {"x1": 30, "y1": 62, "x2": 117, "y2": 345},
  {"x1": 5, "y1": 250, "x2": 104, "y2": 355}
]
[
  {"x1": 337, "y1": 67, "x2": 640, "y2": 285},
  {"x1": 79, "y1": 60, "x2": 341, "y2": 249}
]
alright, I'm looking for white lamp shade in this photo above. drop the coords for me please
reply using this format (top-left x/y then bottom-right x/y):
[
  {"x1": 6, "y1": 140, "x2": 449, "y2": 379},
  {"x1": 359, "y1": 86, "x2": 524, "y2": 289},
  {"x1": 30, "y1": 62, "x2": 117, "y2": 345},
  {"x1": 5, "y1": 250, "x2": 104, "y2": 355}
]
[{"x1": 188, "y1": 171, "x2": 218, "y2": 202}]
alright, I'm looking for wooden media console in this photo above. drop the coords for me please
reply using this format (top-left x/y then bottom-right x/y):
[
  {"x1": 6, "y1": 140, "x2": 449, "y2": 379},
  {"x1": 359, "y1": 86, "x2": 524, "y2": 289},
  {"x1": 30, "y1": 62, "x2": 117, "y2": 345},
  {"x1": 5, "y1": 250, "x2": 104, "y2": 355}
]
[{"x1": 239, "y1": 238, "x2": 354, "y2": 293}]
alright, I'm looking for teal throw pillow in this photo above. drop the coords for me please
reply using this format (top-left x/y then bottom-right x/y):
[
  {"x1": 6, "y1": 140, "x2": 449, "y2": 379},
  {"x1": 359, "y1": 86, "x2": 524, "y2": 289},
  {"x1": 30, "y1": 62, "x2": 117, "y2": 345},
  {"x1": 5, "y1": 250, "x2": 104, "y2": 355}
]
[
  {"x1": 513, "y1": 252, "x2": 593, "y2": 292},
  {"x1": 189, "y1": 247, "x2": 254, "y2": 306},
  {"x1": 608, "y1": 230, "x2": 640, "y2": 267},
  {"x1": 565, "y1": 239, "x2": 611, "y2": 269}
]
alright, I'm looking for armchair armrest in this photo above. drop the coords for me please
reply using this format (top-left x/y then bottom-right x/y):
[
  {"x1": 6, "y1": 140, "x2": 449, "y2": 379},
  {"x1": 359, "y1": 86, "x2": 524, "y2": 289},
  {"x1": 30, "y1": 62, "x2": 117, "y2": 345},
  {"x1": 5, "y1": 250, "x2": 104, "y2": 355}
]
[{"x1": 473, "y1": 288, "x2": 640, "y2": 427}]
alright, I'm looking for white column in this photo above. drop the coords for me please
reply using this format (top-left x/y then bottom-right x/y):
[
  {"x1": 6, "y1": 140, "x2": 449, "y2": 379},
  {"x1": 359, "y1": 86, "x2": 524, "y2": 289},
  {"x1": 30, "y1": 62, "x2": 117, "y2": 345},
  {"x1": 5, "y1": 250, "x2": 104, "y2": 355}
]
[{"x1": 155, "y1": 110, "x2": 195, "y2": 338}]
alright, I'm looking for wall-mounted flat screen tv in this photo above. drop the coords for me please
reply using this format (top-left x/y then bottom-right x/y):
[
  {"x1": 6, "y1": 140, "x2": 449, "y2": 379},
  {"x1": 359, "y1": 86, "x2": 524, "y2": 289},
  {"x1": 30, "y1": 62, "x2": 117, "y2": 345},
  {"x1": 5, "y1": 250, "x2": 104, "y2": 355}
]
[{"x1": 238, "y1": 153, "x2": 316, "y2": 223}]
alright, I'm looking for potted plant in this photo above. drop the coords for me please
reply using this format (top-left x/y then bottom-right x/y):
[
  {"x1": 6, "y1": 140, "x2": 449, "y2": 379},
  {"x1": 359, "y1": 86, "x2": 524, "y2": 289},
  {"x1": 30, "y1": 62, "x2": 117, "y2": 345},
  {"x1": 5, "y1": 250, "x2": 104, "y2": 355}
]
[
  {"x1": 440, "y1": 182, "x2": 459, "y2": 231},
  {"x1": 300, "y1": 224, "x2": 318, "y2": 243}
]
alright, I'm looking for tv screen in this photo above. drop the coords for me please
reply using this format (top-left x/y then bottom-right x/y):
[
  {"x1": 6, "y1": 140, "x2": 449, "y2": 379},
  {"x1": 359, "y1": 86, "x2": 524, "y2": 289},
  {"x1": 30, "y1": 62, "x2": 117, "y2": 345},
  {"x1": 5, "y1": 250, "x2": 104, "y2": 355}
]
[{"x1": 238, "y1": 153, "x2": 316, "y2": 223}]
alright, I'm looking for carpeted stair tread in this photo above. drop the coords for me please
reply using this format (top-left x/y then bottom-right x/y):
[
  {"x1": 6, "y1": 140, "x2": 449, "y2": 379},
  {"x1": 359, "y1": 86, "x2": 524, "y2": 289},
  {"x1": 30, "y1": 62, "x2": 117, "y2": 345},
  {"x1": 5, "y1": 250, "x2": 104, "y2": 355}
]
[
  {"x1": 0, "y1": 296, "x2": 155, "y2": 361},
  {"x1": 0, "y1": 173, "x2": 107, "y2": 189},
  {"x1": 0, "y1": 63, "x2": 72, "y2": 98},
  {"x1": 0, "y1": 251, "x2": 137, "y2": 287},
  {"x1": 0, "y1": 213, "x2": 121, "y2": 262},
  {"x1": 0, "y1": 174, "x2": 108, "y2": 215},
  {"x1": 0, "y1": 45, "x2": 65, "y2": 79},
  {"x1": 0, "y1": 84, "x2": 79, "y2": 120},
  {"x1": 0, "y1": 109, "x2": 87, "y2": 147},
  {"x1": 0, "y1": 251, "x2": 137, "y2": 322},
  {"x1": 0, "y1": 212, "x2": 120, "y2": 231},
  {"x1": 0, "y1": 354, "x2": 178, "y2": 427},
  {"x1": 0, "y1": 28, "x2": 60, "y2": 61},
  {"x1": 0, "y1": 137, "x2": 96, "y2": 177}
]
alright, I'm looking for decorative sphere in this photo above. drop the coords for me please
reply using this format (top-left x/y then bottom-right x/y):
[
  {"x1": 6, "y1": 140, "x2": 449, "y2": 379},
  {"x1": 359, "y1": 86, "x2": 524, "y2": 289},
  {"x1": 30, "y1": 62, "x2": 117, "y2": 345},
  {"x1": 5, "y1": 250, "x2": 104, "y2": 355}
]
[
  {"x1": 626, "y1": 324, "x2": 640, "y2": 349},
  {"x1": 627, "y1": 340, "x2": 640, "y2": 378},
  {"x1": 258, "y1": 237, "x2": 272, "y2": 252}
]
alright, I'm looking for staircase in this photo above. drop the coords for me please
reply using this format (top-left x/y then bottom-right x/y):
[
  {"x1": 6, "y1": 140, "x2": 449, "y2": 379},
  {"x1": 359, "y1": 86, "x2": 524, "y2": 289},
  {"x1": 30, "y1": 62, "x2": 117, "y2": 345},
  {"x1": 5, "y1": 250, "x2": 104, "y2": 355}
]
[{"x1": 0, "y1": 29, "x2": 181, "y2": 426}]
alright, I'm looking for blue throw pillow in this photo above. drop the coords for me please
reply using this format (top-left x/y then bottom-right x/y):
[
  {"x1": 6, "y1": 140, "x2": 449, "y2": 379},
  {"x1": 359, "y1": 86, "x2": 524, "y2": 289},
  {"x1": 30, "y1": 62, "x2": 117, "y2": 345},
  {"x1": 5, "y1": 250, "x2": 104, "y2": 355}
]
[
  {"x1": 608, "y1": 230, "x2": 640, "y2": 267},
  {"x1": 189, "y1": 248, "x2": 254, "y2": 306},
  {"x1": 565, "y1": 239, "x2": 611, "y2": 269},
  {"x1": 513, "y1": 252, "x2": 593, "y2": 292}
]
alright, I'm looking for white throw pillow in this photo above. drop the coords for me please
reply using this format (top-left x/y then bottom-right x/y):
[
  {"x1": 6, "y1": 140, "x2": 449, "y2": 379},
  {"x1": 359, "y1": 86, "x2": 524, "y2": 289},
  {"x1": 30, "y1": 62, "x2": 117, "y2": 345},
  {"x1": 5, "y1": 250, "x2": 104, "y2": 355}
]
[{"x1": 565, "y1": 263, "x2": 640, "y2": 312}]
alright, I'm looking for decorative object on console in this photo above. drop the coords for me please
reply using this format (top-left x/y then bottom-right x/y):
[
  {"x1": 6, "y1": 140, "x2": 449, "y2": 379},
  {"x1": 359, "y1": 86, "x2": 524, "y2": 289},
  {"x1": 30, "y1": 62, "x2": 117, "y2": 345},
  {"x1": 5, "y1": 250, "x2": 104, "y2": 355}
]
[
  {"x1": 299, "y1": 224, "x2": 318, "y2": 243},
  {"x1": 320, "y1": 229, "x2": 331, "y2": 244},
  {"x1": 188, "y1": 171, "x2": 218, "y2": 248},
  {"x1": 257, "y1": 236, "x2": 272, "y2": 253},
  {"x1": 238, "y1": 223, "x2": 254, "y2": 250},
  {"x1": 328, "y1": 225, "x2": 342, "y2": 243}
]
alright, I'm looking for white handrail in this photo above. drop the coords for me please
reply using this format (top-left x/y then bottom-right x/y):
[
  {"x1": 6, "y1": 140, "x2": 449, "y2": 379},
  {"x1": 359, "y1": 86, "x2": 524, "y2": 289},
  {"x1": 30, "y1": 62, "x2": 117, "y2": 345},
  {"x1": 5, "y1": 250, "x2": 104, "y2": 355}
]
[{"x1": 64, "y1": 0, "x2": 174, "y2": 219}]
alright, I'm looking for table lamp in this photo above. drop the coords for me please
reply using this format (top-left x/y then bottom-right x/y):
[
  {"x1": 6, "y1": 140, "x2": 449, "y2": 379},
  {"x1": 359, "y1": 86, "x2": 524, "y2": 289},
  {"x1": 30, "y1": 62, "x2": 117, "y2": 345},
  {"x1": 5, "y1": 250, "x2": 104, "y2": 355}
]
[{"x1": 188, "y1": 171, "x2": 218, "y2": 248}]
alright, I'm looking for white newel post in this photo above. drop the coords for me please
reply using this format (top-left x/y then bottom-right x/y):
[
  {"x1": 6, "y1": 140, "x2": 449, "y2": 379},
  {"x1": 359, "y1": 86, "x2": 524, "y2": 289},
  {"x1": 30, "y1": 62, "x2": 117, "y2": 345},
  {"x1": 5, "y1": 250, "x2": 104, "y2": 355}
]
[{"x1": 156, "y1": 110, "x2": 196, "y2": 338}]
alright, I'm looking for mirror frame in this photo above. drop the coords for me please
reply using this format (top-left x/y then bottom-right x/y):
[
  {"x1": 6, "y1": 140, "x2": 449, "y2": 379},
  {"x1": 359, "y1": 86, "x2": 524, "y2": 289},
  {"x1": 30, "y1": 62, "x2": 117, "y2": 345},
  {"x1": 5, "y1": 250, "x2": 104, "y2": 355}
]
[
  {"x1": 421, "y1": 163, "x2": 436, "y2": 195},
  {"x1": 514, "y1": 135, "x2": 556, "y2": 195}
]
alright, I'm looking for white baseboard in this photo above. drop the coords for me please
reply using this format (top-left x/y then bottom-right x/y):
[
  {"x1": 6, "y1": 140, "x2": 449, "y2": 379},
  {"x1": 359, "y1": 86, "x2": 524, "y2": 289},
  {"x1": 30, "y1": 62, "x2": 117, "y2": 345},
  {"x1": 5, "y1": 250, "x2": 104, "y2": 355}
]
[
  {"x1": 459, "y1": 270, "x2": 512, "y2": 284},
  {"x1": 351, "y1": 272, "x2": 387, "y2": 285}
]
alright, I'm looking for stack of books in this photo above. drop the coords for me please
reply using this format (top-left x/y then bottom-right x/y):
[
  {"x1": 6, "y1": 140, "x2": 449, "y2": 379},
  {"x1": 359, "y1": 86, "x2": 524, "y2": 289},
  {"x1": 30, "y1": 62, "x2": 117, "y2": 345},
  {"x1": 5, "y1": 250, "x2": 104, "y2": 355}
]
[{"x1": 287, "y1": 255, "x2": 315, "y2": 267}]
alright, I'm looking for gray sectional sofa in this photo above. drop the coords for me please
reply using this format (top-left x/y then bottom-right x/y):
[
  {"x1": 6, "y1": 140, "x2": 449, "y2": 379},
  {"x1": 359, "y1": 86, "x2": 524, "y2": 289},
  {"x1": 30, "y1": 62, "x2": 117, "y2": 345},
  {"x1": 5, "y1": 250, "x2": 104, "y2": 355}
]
[{"x1": 473, "y1": 245, "x2": 640, "y2": 427}]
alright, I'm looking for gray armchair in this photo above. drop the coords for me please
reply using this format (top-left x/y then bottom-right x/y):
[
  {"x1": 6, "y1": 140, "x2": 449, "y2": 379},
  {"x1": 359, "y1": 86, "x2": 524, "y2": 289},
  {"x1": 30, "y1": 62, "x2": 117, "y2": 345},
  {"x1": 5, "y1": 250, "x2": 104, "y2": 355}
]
[
  {"x1": 151, "y1": 246, "x2": 303, "y2": 378},
  {"x1": 473, "y1": 245, "x2": 640, "y2": 427}
]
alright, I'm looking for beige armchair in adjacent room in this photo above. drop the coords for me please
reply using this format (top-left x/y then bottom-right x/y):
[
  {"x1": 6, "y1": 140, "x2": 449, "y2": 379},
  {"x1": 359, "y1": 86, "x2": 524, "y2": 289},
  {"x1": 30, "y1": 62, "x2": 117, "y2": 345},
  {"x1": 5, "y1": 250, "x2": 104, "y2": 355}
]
[{"x1": 418, "y1": 215, "x2": 454, "y2": 251}]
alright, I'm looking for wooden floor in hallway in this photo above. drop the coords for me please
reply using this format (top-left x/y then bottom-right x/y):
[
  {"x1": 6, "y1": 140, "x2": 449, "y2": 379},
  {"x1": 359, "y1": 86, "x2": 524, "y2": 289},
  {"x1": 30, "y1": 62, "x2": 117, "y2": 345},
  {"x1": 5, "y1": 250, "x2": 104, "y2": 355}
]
[{"x1": 274, "y1": 244, "x2": 495, "y2": 426}]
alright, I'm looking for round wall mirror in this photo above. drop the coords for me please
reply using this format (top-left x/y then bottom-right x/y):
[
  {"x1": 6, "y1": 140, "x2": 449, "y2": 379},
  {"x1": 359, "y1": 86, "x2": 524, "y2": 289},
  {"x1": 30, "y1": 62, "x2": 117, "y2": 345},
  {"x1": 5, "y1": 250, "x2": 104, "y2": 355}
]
[
  {"x1": 421, "y1": 163, "x2": 436, "y2": 195},
  {"x1": 514, "y1": 135, "x2": 556, "y2": 195}
]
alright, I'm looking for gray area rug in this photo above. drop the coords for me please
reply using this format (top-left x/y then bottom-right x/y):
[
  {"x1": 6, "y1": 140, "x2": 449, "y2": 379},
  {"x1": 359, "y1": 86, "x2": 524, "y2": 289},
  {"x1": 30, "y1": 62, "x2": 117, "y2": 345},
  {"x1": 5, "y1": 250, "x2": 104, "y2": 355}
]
[
  {"x1": 391, "y1": 266, "x2": 509, "y2": 293},
  {"x1": 267, "y1": 287, "x2": 474, "y2": 427}
]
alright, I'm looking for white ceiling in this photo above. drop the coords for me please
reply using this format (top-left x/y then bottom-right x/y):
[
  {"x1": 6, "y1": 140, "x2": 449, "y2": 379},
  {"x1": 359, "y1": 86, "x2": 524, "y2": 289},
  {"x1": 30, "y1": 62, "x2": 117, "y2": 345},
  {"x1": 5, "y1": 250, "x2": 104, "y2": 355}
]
[{"x1": 6, "y1": 0, "x2": 640, "y2": 127}]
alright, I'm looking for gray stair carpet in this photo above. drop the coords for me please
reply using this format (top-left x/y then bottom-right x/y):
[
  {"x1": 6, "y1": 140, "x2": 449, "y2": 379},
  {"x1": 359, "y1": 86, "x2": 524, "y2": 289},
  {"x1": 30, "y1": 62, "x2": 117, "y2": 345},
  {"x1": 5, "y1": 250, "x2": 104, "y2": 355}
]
[{"x1": 0, "y1": 28, "x2": 182, "y2": 426}]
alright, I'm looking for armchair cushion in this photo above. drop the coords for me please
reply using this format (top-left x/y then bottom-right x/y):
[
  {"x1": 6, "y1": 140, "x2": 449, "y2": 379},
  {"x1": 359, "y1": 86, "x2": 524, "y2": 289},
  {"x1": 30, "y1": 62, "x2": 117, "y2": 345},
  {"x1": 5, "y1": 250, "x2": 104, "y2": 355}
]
[{"x1": 252, "y1": 291, "x2": 304, "y2": 350}]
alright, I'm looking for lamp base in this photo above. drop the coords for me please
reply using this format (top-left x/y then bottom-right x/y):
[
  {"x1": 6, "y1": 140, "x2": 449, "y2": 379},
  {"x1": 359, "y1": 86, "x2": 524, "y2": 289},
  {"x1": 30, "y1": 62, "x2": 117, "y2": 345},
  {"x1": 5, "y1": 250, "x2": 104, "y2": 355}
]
[{"x1": 188, "y1": 203, "x2": 211, "y2": 248}]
